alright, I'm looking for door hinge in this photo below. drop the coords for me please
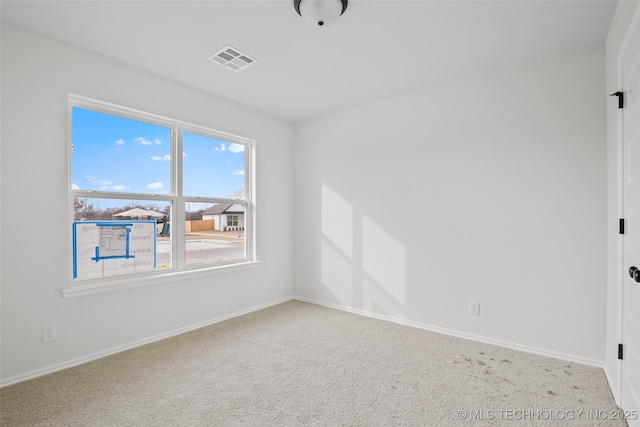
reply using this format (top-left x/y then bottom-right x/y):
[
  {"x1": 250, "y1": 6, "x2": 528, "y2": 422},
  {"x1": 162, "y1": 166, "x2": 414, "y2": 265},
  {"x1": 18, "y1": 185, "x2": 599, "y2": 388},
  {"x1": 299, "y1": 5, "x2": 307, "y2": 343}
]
[
  {"x1": 610, "y1": 91, "x2": 624, "y2": 109},
  {"x1": 620, "y1": 218, "x2": 625, "y2": 234},
  {"x1": 619, "y1": 343, "x2": 624, "y2": 360}
]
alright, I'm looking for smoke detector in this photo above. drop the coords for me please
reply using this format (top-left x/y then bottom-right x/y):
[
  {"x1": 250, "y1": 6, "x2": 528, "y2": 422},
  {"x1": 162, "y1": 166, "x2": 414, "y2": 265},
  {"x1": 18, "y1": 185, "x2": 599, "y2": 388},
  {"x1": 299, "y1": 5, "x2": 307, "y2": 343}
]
[{"x1": 208, "y1": 46, "x2": 257, "y2": 72}]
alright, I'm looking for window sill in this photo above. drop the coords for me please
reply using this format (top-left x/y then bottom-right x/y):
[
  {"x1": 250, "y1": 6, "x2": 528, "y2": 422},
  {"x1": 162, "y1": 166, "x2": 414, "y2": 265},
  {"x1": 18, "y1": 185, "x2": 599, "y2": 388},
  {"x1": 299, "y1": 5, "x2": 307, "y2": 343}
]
[{"x1": 61, "y1": 260, "x2": 261, "y2": 299}]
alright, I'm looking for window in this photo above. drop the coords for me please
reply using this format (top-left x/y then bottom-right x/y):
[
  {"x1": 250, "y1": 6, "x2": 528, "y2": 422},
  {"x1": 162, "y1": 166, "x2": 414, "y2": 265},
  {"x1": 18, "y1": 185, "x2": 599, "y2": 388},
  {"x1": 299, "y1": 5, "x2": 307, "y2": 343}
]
[
  {"x1": 69, "y1": 95, "x2": 254, "y2": 283},
  {"x1": 227, "y1": 215, "x2": 239, "y2": 227}
]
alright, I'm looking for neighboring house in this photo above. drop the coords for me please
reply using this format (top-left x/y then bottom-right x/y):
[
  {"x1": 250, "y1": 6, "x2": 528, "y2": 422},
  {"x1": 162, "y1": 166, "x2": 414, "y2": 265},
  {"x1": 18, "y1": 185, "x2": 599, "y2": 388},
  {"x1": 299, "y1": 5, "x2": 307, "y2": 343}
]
[{"x1": 201, "y1": 187, "x2": 245, "y2": 231}]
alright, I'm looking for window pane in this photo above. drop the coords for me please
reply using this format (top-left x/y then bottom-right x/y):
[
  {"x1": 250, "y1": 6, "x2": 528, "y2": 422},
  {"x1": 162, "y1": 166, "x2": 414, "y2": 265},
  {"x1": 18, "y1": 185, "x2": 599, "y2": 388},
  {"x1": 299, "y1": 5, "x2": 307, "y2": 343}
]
[
  {"x1": 72, "y1": 107, "x2": 171, "y2": 195},
  {"x1": 73, "y1": 198, "x2": 172, "y2": 273},
  {"x1": 182, "y1": 132, "x2": 245, "y2": 198},
  {"x1": 185, "y1": 202, "x2": 246, "y2": 266}
]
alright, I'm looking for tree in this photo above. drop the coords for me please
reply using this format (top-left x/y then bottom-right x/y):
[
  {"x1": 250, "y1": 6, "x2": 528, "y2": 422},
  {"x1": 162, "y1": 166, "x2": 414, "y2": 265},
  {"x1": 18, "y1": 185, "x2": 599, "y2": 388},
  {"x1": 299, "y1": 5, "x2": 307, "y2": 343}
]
[
  {"x1": 186, "y1": 209, "x2": 205, "y2": 221},
  {"x1": 73, "y1": 198, "x2": 97, "y2": 220},
  {"x1": 74, "y1": 197, "x2": 86, "y2": 212}
]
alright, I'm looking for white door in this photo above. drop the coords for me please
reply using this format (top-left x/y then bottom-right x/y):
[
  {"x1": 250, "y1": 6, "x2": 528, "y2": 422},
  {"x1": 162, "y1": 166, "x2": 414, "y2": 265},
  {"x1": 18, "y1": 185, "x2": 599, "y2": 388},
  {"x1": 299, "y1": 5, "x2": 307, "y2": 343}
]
[{"x1": 622, "y1": 12, "x2": 640, "y2": 426}]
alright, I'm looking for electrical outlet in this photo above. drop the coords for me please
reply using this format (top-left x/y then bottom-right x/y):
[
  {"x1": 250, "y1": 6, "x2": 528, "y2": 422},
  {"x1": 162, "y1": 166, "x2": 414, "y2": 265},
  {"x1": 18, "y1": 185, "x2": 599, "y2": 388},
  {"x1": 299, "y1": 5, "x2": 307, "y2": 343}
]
[
  {"x1": 260, "y1": 281, "x2": 266, "y2": 291},
  {"x1": 43, "y1": 324, "x2": 57, "y2": 343},
  {"x1": 469, "y1": 301, "x2": 480, "y2": 316}
]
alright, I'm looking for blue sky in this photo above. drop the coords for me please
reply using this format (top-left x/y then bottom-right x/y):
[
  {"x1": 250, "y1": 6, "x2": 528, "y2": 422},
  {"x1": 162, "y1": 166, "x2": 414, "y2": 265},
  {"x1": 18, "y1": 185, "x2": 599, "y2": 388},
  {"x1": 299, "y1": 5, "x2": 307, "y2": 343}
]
[{"x1": 72, "y1": 107, "x2": 245, "y2": 209}]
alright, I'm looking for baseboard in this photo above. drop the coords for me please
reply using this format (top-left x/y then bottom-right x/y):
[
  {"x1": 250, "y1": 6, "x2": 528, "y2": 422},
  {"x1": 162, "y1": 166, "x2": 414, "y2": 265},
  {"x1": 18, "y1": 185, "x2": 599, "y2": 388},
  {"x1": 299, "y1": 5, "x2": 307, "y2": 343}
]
[
  {"x1": 604, "y1": 363, "x2": 622, "y2": 405},
  {"x1": 293, "y1": 296, "x2": 605, "y2": 369},
  {"x1": 0, "y1": 296, "x2": 294, "y2": 388},
  {"x1": 2, "y1": 294, "x2": 605, "y2": 387}
]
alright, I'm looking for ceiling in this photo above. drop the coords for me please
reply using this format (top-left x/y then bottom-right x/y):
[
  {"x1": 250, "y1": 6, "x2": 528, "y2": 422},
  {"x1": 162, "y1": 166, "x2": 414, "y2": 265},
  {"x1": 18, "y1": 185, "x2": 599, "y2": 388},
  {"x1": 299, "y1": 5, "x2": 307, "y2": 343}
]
[{"x1": 1, "y1": 0, "x2": 617, "y2": 123}]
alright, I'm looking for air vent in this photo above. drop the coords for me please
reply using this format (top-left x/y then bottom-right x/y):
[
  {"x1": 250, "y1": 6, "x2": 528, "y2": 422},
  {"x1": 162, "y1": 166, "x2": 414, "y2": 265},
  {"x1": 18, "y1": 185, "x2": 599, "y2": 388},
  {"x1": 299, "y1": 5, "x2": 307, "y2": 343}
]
[{"x1": 208, "y1": 46, "x2": 257, "y2": 72}]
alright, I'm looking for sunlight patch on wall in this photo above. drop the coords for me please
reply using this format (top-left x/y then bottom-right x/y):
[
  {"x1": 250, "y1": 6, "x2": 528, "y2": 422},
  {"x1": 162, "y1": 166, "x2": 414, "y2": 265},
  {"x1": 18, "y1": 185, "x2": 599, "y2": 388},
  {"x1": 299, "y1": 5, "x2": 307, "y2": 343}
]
[
  {"x1": 362, "y1": 215, "x2": 406, "y2": 304},
  {"x1": 322, "y1": 185, "x2": 353, "y2": 257},
  {"x1": 321, "y1": 240, "x2": 354, "y2": 306}
]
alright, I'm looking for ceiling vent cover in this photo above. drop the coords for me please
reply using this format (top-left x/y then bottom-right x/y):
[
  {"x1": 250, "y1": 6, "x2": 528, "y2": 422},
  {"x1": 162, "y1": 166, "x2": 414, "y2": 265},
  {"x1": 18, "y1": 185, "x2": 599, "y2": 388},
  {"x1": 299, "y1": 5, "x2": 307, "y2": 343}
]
[{"x1": 208, "y1": 46, "x2": 257, "y2": 72}]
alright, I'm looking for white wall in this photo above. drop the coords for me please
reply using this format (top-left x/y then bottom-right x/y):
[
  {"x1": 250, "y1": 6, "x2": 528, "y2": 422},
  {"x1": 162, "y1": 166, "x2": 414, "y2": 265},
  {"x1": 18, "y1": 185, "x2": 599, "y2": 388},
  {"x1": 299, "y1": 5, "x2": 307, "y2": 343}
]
[
  {"x1": 0, "y1": 24, "x2": 294, "y2": 383},
  {"x1": 293, "y1": 45, "x2": 607, "y2": 363},
  {"x1": 605, "y1": 0, "x2": 640, "y2": 404}
]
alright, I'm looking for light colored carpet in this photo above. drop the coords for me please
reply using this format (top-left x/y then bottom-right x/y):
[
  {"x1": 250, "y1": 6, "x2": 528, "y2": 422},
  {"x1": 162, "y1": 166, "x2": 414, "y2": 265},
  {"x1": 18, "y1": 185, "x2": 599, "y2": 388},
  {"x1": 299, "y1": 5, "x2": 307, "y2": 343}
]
[{"x1": 0, "y1": 300, "x2": 625, "y2": 426}]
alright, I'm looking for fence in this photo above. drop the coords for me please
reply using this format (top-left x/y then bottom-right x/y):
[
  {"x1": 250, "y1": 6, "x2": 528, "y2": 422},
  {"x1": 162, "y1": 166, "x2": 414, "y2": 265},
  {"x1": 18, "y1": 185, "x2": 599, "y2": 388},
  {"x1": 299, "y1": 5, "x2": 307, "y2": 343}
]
[{"x1": 185, "y1": 219, "x2": 215, "y2": 232}]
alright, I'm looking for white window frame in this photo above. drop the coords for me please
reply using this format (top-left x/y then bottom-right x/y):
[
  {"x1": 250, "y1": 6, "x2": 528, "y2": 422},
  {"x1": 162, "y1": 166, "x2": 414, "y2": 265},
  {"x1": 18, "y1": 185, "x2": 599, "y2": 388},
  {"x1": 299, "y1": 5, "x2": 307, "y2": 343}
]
[{"x1": 63, "y1": 95, "x2": 258, "y2": 298}]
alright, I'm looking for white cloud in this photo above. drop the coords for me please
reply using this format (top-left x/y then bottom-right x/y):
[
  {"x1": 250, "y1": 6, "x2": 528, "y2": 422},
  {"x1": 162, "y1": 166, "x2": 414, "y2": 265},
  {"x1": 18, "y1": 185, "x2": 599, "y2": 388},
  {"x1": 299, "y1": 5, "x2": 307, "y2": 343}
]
[
  {"x1": 148, "y1": 181, "x2": 164, "y2": 190},
  {"x1": 87, "y1": 176, "x2": 113, "y2": 190},
  {"x1": 154, "y1": 138, "x2": 162, "y2": 145},
  {"x1": 71, "y1": 183, "x2": 80, "y2": 190},
  {"x1": 134, "y1": 137, "x2": 153, "y2": 146},
  {"x1": 151, "y1": 154, "x2": 171, "y2": 161},
  {"x1": 215, "y1": 143, "x2": 226, "y2": 152},
  {"x1": 115, "y1": 138, "x2": 126, "y2": 145},
  {"x1": 234, "y1": 169, "x2": 245, "y2": 176},
  {"x1": 228, "y1": 143, "x2": 245, "y2": 153},
  {"x1": 85, "y1": 175, "x2": 128, "y2": 191},
  {"x1": 186, "y1": 202, "x2": 212, "y2": 212},
  {"x1": 183, "y1": 152, "x2": 187, "y2": 157}
]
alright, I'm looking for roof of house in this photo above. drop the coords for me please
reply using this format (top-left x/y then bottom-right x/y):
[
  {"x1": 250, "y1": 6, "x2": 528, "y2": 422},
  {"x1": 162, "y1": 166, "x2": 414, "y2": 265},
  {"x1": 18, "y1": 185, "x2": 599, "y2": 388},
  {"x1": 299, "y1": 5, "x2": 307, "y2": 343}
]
[
  {"x1": 202, "y1": 203, "x2": 245, "y2": 215},
  {"x1": 202, "y1": 185, "x2": 244, "y2": 215},
  {"x1": 112, "y1": 208, "x2": 165, "y2": 218},
  {"x1": 201, "y1": 187, "x2": 245, "y2": 215},
  {"x1": 202, "y1": 203, "x2": 232, "y2": 215}
]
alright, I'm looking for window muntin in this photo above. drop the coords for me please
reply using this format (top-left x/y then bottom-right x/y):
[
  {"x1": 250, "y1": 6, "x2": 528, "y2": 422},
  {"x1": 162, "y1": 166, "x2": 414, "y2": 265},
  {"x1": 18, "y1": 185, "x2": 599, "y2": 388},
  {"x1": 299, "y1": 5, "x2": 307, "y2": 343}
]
[{"x1": 70, "y1": 96, "x2": 254, "y2": 282}]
